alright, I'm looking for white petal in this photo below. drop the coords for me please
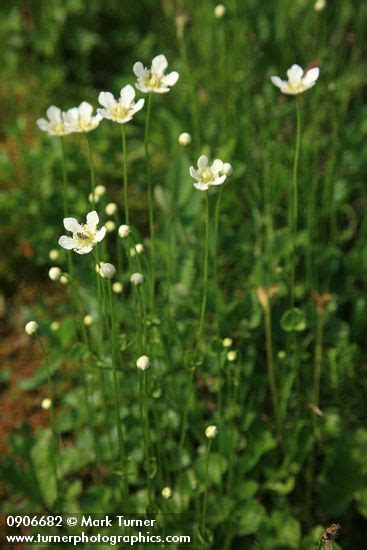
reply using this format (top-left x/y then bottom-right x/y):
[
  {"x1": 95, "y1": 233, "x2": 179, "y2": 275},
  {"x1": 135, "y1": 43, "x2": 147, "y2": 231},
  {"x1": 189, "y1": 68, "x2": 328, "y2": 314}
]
[
  {"x1": 79, "y1": 101, "x2": 93, "y2": 120},
  {"x1": 135, "y1": 82, "x2": 149, "y2": 93},
  {"x1": 120, "y1": 84, "x2": 135, "y2": 106},
  {"x1": 63, "y1": 217, "x2": 81, "y2": 232},
  {"x1": 133, "y1": 98, "x2": 145, "y2": 113},
  {"x1": 287, "y1": 64, "x2": 303, "y2": 83},
  {"x1": 211, "y1": 174, "x2": 227, "y2": 186},
  {"x1": 133, "y1": 61, "x2": 145, "y2": 77},
  {"x1": 63, "y1": 108, "x2": 78, "y2": 124},
  {"x1": 152, "y1": 54, "x2": 168, "y2": 76},
  {"x1": 189, "y1": 167, "x2": 198, "y2": 179},
  {"x1": 95, "y1": 227, "x2": 106, "y2": 243},
  {"x1": 194, "y1": 182, "x2": 209, "y2": 191},
  {"x1": 37, "y1": 118, "x2": 49, "y2": 131},
  {"x1": 86, "y1": 211, "x2": 99, "y2": 232},
  {"x1": 58, "y1": 235, "x2": 75, "y2": 250},
  {"x1": 98, "y1": 91, "x2": 115, "y2": 108},
  {"x1": 76, "y1": 245, "x2": 93, "y2": 255},
  {"x1": 46, "y1": 106, "x2": 62, "y2": 122},
  {"x1": 270, "y1": 76, "x2": 283, "y2": 89},
  {"x1": 198, "y1": 155, "x2": 208, "y2": 169},
  {"x1": 163, "y1": 71, "x2": 179, "y2": 87},
  {"x1": 303, "y1": 67, "x2": 320, "y2": 86},
  {"x1": 212, "y1": 159, "x2": 223, "y2": 174}
]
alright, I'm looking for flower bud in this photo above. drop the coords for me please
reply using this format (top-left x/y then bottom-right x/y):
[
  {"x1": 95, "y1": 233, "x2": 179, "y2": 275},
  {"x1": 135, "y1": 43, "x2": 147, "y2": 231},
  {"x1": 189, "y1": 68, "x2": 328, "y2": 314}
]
[
  {"x1": 178, "y1": 132, "x2": 192, "y2": 146},
  {"x1": 205, "y1": 425, "x2": 218, "y2": 439},
  {"x1": 88, "y1": 192, "x2": 100, "y2": 204},
  {"x1": 227, "y1": 350, "x2": 237, "y2": 362},
  {"x1": 314, "y1": 0, "x2": 326, "y2": 11},
  {"x1": 50, "y1": 321, "x2": 60, "y2": 331},
  {"x1": 25, "y1": 321, "x2": 39, "y2": 335},
  {"x1": 136, "y1": 355, "x2": 150, "y2": 371},
  {"x1": 48, "y1": 267, "x2": 62, "y2": 281},
  {"x1": 130, "y1": 272, "x2": 144, "y2": 287},
  {"x1": 105, "y1": 220, "x2": 116, "y2": 232},
  {"x1": 162, "y1": 486, "x2": 173, "y2": 499},
  {"x1": 222, "y1": 337, "x2": 233, "y2": 348},
  {"x1": 214, "y1": 4, "x2": 226, "y2": 18},
  {"x1": 84, "y1": 314, "x2": 94, "y2": 326},
  {"x1": 95, "y1": 184, "x2": 106, "y2": 197},
  {"x1": 130, "y1": 243, "x2": 144, "y2": 257},
  {"x1": 49, "y1": 249, "x2": 59, "y2": 261},
  {"x1": 112, "y1": 282, "x2": 123, "y2": 294},
  {"x1": 99, "y1": 262, "x2": 116, "y2": 279},
  {"x1": 59, "y1": 275, "x2": 69, "y2": 285},
  {"x1": 41, "y1": 398, "x2": 52, "y2": 410},
  {"x1": 118, "y1": 225, "x2": 131, "y2": 239},
  {"x1": 105, "y1": 202, "x2": 117, "y2": 216}
]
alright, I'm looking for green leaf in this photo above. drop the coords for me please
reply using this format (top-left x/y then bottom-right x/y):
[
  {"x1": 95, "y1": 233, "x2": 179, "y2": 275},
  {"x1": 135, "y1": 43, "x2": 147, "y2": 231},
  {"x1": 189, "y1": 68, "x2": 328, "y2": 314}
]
[
  {"x1": 281, "y1": 308, "x2": 306, "y2": 332},
  {"x1": 30, "y1": 430, "x2": 57, "y2": 507}
]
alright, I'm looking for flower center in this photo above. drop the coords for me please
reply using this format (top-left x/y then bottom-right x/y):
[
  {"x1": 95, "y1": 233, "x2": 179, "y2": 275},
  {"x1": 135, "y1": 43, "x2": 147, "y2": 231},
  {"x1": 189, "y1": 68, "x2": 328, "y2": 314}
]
[
  {"x1": 198, "y1": 169, "x2": 214, "y2": 183},
  {"x1": 289, "y1": 81, "x2": 304, "y2": 92},
  {"x1": 51, "y1": 122, "x2": 67, "y2": 134},
  {"x1": 77, "y1": 119, "x2": 93, "y2": 131},
  {"x1": 147, "y1": 73, "x2": 161, "y2": 89},
  {"x1": 75, "y1": 226, "x2": 94, "y2": 247},
  {"x1": 111, "y1": 103, "x2": 129, "y2": 120}
]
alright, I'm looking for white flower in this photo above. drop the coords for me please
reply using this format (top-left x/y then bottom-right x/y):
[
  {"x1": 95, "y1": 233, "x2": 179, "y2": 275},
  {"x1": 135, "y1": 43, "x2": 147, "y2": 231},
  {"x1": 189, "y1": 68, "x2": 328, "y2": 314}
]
[
  {"x1": 48, "y1": 267, "x2": 62, "y2": 281},
  {"x1": 214, "y1": 4, "x2": 226, "y2": 18},
  {"x1": 190, "y1": 155, "x2": 227, "y2": 190},
  {"x1": 105, "y1": 202, "x2": 118, "y2": 216},
  {"x1": 162, "y1": 486, "x2": 173, "y2": 499},
  {"x1": 105, "y1": 220, "x2": 116, "y2": 232},
  {"x1": 25, "y1": 321, "x2": 39, "y2": 335},
  {"x1": 227, "y1": 350, "x2": 237, "y2": 362},
  {"x1": 271, "y1": 64, "x2": 320, "y2": 95},
  {"x1": 49, "y1": 249, "x2": 59, "y2": 261},
  {"x1": 130, "y1": 243, "x2": 144, "y2": 257},
  {"x1": 222, "y1": 162, "x2": 233, "y2": 176},
  {"x1": 130, "y1": 272, "x2": 144, "y2": 287},
  {"x1": 58, "y1": 211, "x2": 106, "y2": 255},
  {"x1": 205, "y1": 425, "x2": 218, "y2": 439},
  {"x1": 136, "y1": 355, "x2": 150, "y2": 371},
  {"x1": 41, "y1": 398, "x2": 52, "y2": 410},
  {"x1": 112, "y1": 282, "x2": 123, "y2": 294},
  {"x1": 222, "y1": 337, "x2": 233, "y2": 348},
  {"x1": 178, "y1": 132, "x2": 192, "y2": 146},
  {"x1": 63, "y1": 101, "x2": 102, "y2": 133},
  {"x1": 98, "y1": 85, "x2": 145, "y2": 124},
  {"x1": 99, "y1": 262, "x2": 116, "y2": 279},
  {"x1": 118, "y1": 225, "x2": 131, "y2": 239},
  {"x1": 50, "y1": 321, "x2": 60, "y2": 332},
  {"x1": 37, "y1": 106, "x2": 71, "y2": 136},
  {"x1": 133, "y1": 54, "x2": 179, "y2": 94},
  {"x1": 84, "y1": 314, "x2": 94, "y2": 326},
  {"x1": 314, "y1": 0, "x2": 326, "y2": 11}
]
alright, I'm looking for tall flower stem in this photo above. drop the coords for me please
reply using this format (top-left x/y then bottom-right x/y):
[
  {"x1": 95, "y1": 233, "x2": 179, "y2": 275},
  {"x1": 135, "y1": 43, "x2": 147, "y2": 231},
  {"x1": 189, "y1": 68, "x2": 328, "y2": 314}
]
[
  {"x1": 290, "y1": 97, "x2": 302, "y2": 308},
  {"x1": 144, "y1": 93, "x2": 155, "y2": 310},
  {"x1": 60, "y1": 138, "x2": 74, "y2": 279},
  {"x1": 313, "y1": 309, "x2": 325, "y2": 412},
  {"x1": 264, "y1": 302, "x2": 281, "y2": 435},
  {"x1": 213, "y1": 186, "x2": 223, "y2": 335},
  {"x1": 121, "y1": 125, "x2": 129, "y2": 225},
  {"x1": 86, "y1": 134, "x2": 96, "y2": 210},
  {"x1": 179, "y1": 192, "x2": 210, "y2": 448},
  {"x1": 201, "y1": 439, "x2": 212, "y2": 535},
  {"x1": 107, "y1": 279, "x2": 128, "y2": 500}
]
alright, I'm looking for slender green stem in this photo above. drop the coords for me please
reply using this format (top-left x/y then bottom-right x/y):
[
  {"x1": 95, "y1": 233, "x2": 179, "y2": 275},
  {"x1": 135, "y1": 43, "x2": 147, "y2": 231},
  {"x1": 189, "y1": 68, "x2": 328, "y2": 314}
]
[
  {"x1": 313, "y1": 311, "x2": 325, "y2": 410},
  {"x1": 213, "y1": 186, "x2": 223, "y2": 335},
  {"x1": 144, "y1": 93, "x2": 155, "y2": 310},
  {"x1": 290, "y1": 97, "x2": 302, "y2": 308},
  {"x1": 179, "y1": 192, "x2": 210, "y2": 448},
  {"x1": 86, "y1": 134, "x2": 96, "y2": 210},
  {"x1": 107, "y1": 280, "x2": 128, "y2": 499},
  {"x1": 264, "y1": 304, "x2": 281, "y2": 434},
  {"x1": 121, "y1": 125, "x2": 129, "y2": 225},
  {"x1": 60, "y1": 138, "x2": 74, "y2": 281},
  {"x1": 201, "y1": 439, "x2": 212, "y2": 534}
]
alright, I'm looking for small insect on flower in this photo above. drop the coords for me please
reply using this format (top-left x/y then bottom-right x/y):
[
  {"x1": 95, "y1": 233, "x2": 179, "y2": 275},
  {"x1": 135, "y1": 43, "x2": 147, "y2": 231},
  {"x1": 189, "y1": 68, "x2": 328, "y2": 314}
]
[
  {"x1": 190, "y1": 155, "x2": 227, "y2": 190},
  {"x1": 63, "y1": 101, "x2": 102, "y2": 133},
  {"x1": 98, "y1": 85, "x2": 145, "y2": 124},
  {"x1": 136, "y1": 355, "x2": 150, "y2": 371},
  {"x1": 133, "y1": 54, "x2": 179, "y2": 94},
  {"x1": 205, "y1": 425, "x2": 218, "y2": 439},
  {"x1": 48, "y1": 267, "x2": 62, "y2": 281},
  {"x1": 321, "y1": 523, "x2": 340, "y2": 544},
  {"x1": 271, "y1": 64, "x2": 320, "y2": 95},
  {"x1": 36, "y1": 106, "x2": 71, "y2": 136},
  {"x1": 130, "y1": 273, "x2": 145, "y2": 287},
  {"x1": 99, "y1": 262, "x2": 116, "y2": 279},
  {"x1": 25, "y1": 321, "x2": 39, "y2": 335},
  {"x1": 178, "y1": 132, "x2": 192, "y2": 146},
  {"x1": 105, "y1": 202, "x2": 118, "y2": 216},
  {"x1": 58, "y1": 211, "x2": 106, "y2": 255}
]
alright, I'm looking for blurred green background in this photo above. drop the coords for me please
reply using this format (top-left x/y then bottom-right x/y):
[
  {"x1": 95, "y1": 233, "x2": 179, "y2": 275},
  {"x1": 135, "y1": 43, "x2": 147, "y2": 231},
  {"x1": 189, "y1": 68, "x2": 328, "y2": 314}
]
[{"x1": 1, "y1": 1, "x2": 367, "y2": 548}]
